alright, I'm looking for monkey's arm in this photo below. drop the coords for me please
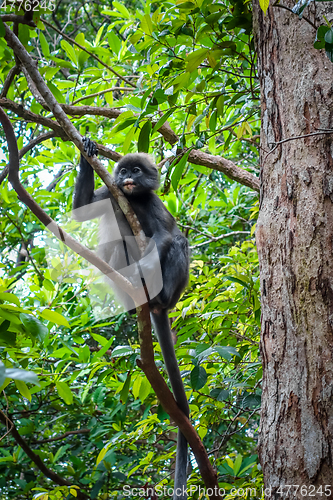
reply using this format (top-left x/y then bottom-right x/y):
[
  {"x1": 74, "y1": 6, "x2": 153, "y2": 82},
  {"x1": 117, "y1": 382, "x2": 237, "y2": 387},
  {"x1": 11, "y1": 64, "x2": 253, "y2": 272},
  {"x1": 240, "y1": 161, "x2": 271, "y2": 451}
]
[{"x1": 73, "y1": 140, "x2": 110, "y2": 221}]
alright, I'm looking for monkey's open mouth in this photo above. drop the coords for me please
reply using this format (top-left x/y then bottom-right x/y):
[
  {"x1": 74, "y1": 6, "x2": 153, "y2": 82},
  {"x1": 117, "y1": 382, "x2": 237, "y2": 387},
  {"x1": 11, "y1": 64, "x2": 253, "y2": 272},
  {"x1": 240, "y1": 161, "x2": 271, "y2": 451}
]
[{"x1": 123, "y1": 181, "x2": 136, "y2": 191}]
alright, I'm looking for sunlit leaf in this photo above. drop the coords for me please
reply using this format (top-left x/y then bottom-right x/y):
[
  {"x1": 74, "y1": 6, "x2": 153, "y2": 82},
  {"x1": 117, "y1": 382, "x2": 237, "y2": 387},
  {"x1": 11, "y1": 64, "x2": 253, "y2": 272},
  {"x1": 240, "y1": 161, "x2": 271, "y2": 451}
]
[
  {"x1": 56, "y1": 381, "x2": 73, "y2": 405},
  {"x1": 40, "y1": 309, "x2": 70, "y2": 327}
]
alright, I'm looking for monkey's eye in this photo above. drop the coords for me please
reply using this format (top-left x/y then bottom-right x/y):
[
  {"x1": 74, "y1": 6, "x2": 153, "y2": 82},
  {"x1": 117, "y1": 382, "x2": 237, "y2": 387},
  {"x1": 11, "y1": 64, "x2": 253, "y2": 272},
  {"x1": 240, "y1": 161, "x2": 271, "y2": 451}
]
[
  {"x1": 133, "y1": 167, "x2": 141, "y2": 173},
  {"x1": 120, "y1": 168, "x2": 127, "y2": 175}
]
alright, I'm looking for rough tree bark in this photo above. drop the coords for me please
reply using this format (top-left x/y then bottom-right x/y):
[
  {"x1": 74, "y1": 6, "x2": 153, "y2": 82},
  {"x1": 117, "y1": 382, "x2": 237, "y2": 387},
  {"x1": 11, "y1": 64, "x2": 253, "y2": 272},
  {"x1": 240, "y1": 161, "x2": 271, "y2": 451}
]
[{"x1": 253, "y1": 0, "x2": 333, "y2": 497}]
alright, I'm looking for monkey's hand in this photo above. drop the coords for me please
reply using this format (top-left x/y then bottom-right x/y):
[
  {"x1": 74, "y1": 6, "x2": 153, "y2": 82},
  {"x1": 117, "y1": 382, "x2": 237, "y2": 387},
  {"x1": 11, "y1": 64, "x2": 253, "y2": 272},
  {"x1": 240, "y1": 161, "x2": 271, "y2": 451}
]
[{"x1": 82, "y1": 137, "x2": 98, "y2": 157}]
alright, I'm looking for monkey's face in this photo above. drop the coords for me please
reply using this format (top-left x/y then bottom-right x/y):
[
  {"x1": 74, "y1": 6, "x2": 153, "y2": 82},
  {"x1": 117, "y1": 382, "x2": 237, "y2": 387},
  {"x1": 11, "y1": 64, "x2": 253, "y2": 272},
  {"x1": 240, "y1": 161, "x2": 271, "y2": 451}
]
[
  {"x1": 114, "y1": 154, "x2": 159, "y2": 196},
  {"x1": 118, "y1": 166, "x2": 142, "y2": 195}
]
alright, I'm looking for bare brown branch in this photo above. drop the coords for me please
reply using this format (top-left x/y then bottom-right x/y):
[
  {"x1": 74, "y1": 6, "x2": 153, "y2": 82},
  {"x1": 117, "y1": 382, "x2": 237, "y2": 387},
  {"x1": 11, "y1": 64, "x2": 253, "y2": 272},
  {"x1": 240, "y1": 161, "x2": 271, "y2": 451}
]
[
  {"x1": 0, "y1": 64, "x2": 21, "y2": 98},
  {"x1": 136, "y1": 305, "x2": 222, "y2": 499},
  {"x1": 0, "y1": 96, "x2": 259, "y2": 191},
  {"x1": 0, "y1": 14, "x2": 36, "y2": 27},
  {"x1": 188, "y1": 149, "x2": 260, "y2": 191}
]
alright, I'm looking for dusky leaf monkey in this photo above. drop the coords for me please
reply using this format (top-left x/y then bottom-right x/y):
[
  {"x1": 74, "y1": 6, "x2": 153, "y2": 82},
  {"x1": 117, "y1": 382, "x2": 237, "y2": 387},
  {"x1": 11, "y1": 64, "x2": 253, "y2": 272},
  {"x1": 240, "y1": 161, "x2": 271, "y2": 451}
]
[{"x1": 73, "y1": 138, "x2": 189, "y2": 499}]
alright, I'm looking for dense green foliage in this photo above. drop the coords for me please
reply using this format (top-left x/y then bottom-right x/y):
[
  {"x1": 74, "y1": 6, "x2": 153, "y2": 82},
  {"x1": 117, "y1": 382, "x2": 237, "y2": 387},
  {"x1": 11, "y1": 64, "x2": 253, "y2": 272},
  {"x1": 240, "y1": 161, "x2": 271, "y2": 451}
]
[{"x1": 0, "y1": 0, "x2": 263, "y2": 498}]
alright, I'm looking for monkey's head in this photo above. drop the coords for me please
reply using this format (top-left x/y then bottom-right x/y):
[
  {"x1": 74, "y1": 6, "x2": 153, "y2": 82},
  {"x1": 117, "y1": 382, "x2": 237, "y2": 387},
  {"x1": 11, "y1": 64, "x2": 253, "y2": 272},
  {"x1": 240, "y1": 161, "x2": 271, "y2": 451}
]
[{"x1": 114, "y1": 153, "x2": 159, "y2": 196}]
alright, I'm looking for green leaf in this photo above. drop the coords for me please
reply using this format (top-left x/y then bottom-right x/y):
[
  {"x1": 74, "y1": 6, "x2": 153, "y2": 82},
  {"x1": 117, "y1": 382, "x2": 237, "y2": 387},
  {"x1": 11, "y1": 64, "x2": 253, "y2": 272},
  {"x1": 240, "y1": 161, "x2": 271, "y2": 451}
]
[
  {"x1": 209, "y1": 109, "x2": 217, "y2": 132},
  {"x1": 123, "y1": 126, "x2": 136, "y2": 154},
  {"x1": 78, "y1": 50, "x2": 90, "y2": 69},
  {"x1": 314, "y1": 25, "x2": 329, "y2": 48},
  {"x1": 112, "y1": 110, "x2": 133, "y2": 129},
  {"x1": 39, "y1": 32, "x2": 50, "y2": 57},
  {"x1": 139, "y1": 377, "x2": 151, "y2": 402},
  {"x1": 61, "y1": 40, "x2": 78, "y2": 66},
  {"x1": 111, "y1": 345, "x2": 134, "y2": 358},
  {"x1": 15, "y1": 380, "x2": 31, "y2": 402},
  {"x1": 223, "y1": 275, "x2": 249, "y2": 287},
  {"x1": 190, "y1": 365, "x2": 207, "y2": 390},
  {"x1": 113, "y1": 1, "x2": 130, "y2": 18},
  {"x1": 56, "y1": 381, "x2": 73, "y2": 405},
  {"x1": 20, "y1": 313, "x2": 48, "y2": 343},
  {"x1": 186, "y1": 48, "x2": 207, "y2": 72},
  {"x1": 138, "y1": 121, "x2": 152, "y2": 153},
  {"x1": 115, "y1": 118, "x2": 137, "y2": 132},
  {"x1": 108, "y1": 30, "x2": 122, "y2": 54},
  {"x1": 216, "y1": 95, "x2": 224, "y2": 116},
  {"x1": 50, "y1": 56, "x2": 73, "y2": 69},
  {"x1": 120, "y1": 373, "x2": 131, "y2": 403},
  {"x1": 90, "y1": 332, "x2": 109, "y2": 346},
  {"x1": 233, "y1": 454, "x2": 243, "y2": 476},
  {"x1": 132, "y1": 376, "x2": 142, "y2": 399},
  {"x1": 210, "y1": 388, "x2": 230, "y2": 401},
  {"x1": 242, "y1": 394, "x2": 261, "y2": 409},
  {"x1": 91, "y1": 337, "x2": 114, "y2": 361},
  {"x1": 47, "y1": 82, "x2": 65, "y2": 104},
  {"x1": 325, "y1": 28, "x2": 333, "y2": 44},
  {"x1": 325, "y1": 43, "x2": 333, "y2": 62},
  {"x1": 141, "y1": 14, "x2": 153, "y2": 36},
  {"x1": 215, "y1": 346, "x2": 240, "y2": 361},
  {"x1": 40, "y1": 309, "x2": 70, "y2": 327},
  {"x1": 171, "y1": 149, "x2": 191, "y2": 191},
  {"x1": 4, "y1": 365, "x2": 39, "y2": 385},
  {"x1": 94, "y1": 24, "x2": 105, "y2": 45},
  {"x1": 238, "y1": 455, "x2": 258, "y2": 475},
  {"x1": 259, "y1": 0, "x2": 269, "y2": 14},
  {"x1": 0, "y1": 292, "x2": 20, "y2": 306}
]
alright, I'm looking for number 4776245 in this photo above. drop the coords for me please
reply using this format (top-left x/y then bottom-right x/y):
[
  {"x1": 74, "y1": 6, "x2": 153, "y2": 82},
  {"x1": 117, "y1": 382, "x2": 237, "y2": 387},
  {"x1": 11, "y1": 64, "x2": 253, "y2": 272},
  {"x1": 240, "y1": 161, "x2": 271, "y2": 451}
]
[{"x1": 0, "y1": 0, "x2": 55, "y2": 10}]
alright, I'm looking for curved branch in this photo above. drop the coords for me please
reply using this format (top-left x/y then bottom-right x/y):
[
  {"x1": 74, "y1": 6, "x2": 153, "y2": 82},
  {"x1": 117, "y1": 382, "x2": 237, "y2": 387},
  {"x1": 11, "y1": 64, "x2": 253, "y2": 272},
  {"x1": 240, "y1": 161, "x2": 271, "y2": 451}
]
[
  {"x1": 0, "y1": 411, "x2": 89, "y2": 500},
  {"x1": 0, "y1": 98, "x2": 122, "y2": 162},
  {"x1": 3, "y1": 24, "x2": 147, "y2": 251},
  {"x1": 0, "y1": 106, "x2": 137, "y2": 300}
]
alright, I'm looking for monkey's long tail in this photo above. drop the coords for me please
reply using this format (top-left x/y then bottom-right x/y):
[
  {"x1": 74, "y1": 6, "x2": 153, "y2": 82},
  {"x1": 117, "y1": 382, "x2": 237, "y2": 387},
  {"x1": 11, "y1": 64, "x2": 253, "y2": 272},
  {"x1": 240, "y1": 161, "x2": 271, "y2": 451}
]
[{"x1": 151, "y1": 309, "x2": 189, "y2": 500}]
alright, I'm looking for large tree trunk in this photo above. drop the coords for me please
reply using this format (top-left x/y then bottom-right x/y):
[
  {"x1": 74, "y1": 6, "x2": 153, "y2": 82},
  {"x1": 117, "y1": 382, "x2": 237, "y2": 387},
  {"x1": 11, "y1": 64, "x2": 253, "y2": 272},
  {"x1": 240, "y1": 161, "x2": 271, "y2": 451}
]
[{"x1": 253, "y1": 0, "x2": 333, "y2": 496}]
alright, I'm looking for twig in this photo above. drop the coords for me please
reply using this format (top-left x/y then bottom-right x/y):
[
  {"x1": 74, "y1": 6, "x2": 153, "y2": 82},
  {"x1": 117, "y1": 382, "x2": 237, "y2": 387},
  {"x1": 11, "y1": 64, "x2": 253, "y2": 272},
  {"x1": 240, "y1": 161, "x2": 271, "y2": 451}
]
[
  {"x1": 41, "y1": 18, "x2": 136, "y2": 88},
  {"x1": 72, "y1": 87, "x2": 135, "y2": 105},
  {"x1": 0, "y1": 131, "x2": 55, "y2": 185},
  {"x1": 272, "y1": 2, "x2": 317, "y2": 30},
  {"x1": 0, "y1": 409, "x2": 14, "y2": 443},
  {"x1": 218, "y1": 407, "x2": 260, "y2": 451},
  {"x1": 0, "y1": 64, "x2": 21, "y2": 98},
  {"x1": 5, "y1": 212, "x2": 44, "y2": 281},
  {"x1": 33, "y1": 428, "x2": 90, "y2": 444},
  {"x1": 264, "y1": 129, "x2": 333, "y2": 163},
  {"x1": 190, "y1": 230, "x2": 251, "y2": 249}
]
